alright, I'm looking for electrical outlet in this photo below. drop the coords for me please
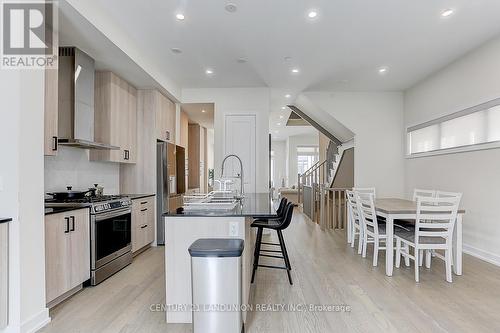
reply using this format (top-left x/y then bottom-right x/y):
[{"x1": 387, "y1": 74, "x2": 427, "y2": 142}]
[{"x1": 229, "y1": 222, "x2": 238, "y2": 236}]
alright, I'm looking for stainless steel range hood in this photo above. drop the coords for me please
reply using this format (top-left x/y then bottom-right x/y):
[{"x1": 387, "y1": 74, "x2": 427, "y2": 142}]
[{"x1": 58, "y1": 47, "x2": 119, "y2": 150}]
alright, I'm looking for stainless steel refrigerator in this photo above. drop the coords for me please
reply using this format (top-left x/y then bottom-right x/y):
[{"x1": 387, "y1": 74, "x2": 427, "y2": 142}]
[{"x1": 157, "y1": 141, "x2": 177, "y2": 245}]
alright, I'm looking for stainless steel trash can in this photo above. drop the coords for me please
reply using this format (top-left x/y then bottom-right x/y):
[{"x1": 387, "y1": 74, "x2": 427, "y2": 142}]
[{"x1": 188, "y1": 238, "x2": 244, "y2": 333}]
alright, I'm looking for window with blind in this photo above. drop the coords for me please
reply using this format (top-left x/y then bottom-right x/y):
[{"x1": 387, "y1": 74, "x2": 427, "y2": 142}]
[{"x1": 407, "y1": 99, "x2": 500, "y2": 155}]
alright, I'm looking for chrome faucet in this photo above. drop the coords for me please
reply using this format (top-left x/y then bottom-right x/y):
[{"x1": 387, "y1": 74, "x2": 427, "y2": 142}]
[{"x1": 221, "y1": 154, "x2": 244, "y2": 197}]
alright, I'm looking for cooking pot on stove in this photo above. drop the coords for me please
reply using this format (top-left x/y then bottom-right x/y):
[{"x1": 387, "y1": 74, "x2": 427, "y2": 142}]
[{"x1": 46, "y1": 186, "x2": 94, "y2": 200}]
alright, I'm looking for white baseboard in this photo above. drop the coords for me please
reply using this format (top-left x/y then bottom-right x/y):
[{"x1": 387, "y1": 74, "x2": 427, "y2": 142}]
[
  {"x1": 21, "y1": 308, "x2": 50, "y2": 333},
  {"x1": 463, "y1": 244, "x2": 500, "y2": 267}
]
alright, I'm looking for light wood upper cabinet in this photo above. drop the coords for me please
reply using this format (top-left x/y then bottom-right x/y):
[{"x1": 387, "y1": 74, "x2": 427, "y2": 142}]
[
  {"x1": 131, "y1": 196, "x2": 155, "y2": 253},
  {"x1": 90, "y1": 71, "x2": 137, "y2": 163},
  {"x1": 44, "y1": 8, "x2": 59, "y2": 156},
  {"x1": 154, "y1": 91, "x2": 176, "y2": 143},
  {"x1": 179, "y1": 111, "x2": 189, "y2": 149},
  {"x1": 45, "y1": 208, "x2": 90, "y2": 306}
]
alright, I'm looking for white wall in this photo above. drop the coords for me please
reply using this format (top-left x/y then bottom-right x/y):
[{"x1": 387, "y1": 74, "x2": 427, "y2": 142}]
[
  {"x1": 286, "y1": 133, "x2": 319, "y2": 187},
  {"x1": 305, "y1": 92, "x2": 405, "y2": 197},
  {"x1": 181, "y1": 88, "x2": 270, "y2": 193},
  {"x1": 0, "y1": 70, "x2": 49, "y2": 333},
  {"x1": 404, "y1": 35, "x2": 500, "y2": 265},
  {"x1": 271, "y1": 140, "x2": 286, "y2": 188},
  {"x1": 45, "y1": 148, "x2": 120, "y2": 194}
]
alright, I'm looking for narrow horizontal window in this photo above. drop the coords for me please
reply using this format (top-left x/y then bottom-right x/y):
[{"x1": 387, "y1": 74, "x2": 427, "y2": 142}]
[{"x1": 407, "y1": 98, "x2": 500, "y2": 155}]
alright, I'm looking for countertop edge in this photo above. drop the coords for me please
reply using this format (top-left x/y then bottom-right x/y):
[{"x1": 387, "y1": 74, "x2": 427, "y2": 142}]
[
  {"x1": 44, "y1": 206, "x2": 91, "y2": 216},
  {"x1": 126, "y1": 194, "x2": 156, "y2": 200},
  {"x1": 0, "y1": 218, "x2": 12, "y2": 224}
]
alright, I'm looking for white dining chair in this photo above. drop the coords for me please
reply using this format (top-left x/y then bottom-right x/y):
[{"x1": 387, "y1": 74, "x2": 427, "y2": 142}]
[
  {"x1": 412, "y1": 189, "x2": 436, "y2": 266},
  {"x1": 346, "y1": 190, "x2": 363, "y2": 254},
  {"x1": 395, "y1": 196, "x2": 460, "y2": 283},
  {"x1": 422, "y1": 191, "x2": 463, "y2": 267},
  {"x1": 356, "y1": 192, "x2": 387, "y2": 266}
]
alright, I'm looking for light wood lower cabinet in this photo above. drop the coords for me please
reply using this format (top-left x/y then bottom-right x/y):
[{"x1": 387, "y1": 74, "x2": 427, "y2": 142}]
[
  {"x1": 45, "y1": 208, "x2": 90, "y2": 306},
  {"x1": 0, "y1": 223, "x2": 9, "y2": 329},
  {"x1": 131, "y1": 197, "x2": 155, "y2": 253}
]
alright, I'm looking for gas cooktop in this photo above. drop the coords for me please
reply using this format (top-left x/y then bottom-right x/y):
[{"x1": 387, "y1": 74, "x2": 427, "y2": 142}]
[
  {"x1": 45, "y1": 195, "x2": 125, "y2": 204},
  {"x1": 45, "y1": 195, "x2": 132, "y2": 214}
]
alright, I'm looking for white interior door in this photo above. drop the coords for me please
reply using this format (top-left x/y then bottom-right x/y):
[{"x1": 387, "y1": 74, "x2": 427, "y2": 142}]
[{"x1": 224, "y1": 115, "x2": 256, "y2": 193}]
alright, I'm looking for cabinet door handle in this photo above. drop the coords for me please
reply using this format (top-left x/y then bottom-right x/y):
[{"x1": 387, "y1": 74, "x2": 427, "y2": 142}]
[
  {"x1": 70, "y1": 216, "x2": 75, "y2": 231},
  {"x1": 141, "y1": 224, "x2": 148, "y2": 229},
  {"x1": 52, "y1": 136, "x2": 58, "y2": 151},
  {"x1": 140, "y1": 201, "x2": 148, "y2": 205},
  {"x1": 140, "y1": 208, "x2": 148, "y2": 212},
  {"x1": 64, "y1": 217, "x2": 70, "y2": 233}
]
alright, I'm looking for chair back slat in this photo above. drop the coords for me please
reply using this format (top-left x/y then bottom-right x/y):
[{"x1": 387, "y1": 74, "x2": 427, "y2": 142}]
[
  {"x1": 415, "y1": 196, "x2": 460, "y2": 245},
  {"x1": 413, "y1": 189, "x2": 435, "y2": 201},
  {"x1": 356, "y1": 192, "x2": 379, "y2": 235},
  {"x1": 353, "y1": 187, "x2": 376, "y2": 198},
  {"x1": 346, "y1": 190, "x2": 360, "y2": 222},
  {"x1": 436, "y1": 191, "x2": 463, "y2": 200}
]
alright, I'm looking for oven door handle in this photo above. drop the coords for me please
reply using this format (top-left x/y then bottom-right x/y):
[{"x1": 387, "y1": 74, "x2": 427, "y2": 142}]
[{"x1": 94, "y1": 208, "x2": 132, "y2": 221}]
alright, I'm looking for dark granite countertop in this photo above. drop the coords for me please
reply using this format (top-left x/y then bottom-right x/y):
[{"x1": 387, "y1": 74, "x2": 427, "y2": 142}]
[
  {"x1": 44, "y1": 206, "x2": 90, "y2": 215},
  {"x1": 123, "y1": 194, "x2": 156, "y2": 200},
  {"x1": 164, "y1": 193, "x2": 277, "y2": 218},
  {"x1": 0, "y1": 218, "x2": 12, "y2": 224}
]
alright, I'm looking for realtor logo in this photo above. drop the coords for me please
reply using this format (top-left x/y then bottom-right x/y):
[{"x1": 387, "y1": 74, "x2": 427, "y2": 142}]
[{"x1": 1, "y1": 1, "x2": 56, "y2": 69}]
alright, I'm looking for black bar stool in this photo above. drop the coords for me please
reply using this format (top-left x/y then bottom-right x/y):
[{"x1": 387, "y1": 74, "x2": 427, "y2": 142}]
[{"x1": 251, "y1": 202, "x2": 294, "y2": 285}]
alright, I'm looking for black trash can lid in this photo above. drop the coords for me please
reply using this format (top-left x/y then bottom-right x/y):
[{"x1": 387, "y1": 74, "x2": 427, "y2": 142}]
[{"x1": 188, "y1": 238, "x2": 244, "y2": 258}]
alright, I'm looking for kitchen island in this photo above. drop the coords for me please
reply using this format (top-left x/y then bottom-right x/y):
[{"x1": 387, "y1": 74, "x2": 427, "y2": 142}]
[{"x1": 163, "y1": 193, "x2": 276, "y2": 324}]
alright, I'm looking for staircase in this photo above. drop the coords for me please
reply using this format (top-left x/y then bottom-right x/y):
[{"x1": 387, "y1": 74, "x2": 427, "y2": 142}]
[{"x1": 298, "y1": 141, "x2": 354, "y2": 228}]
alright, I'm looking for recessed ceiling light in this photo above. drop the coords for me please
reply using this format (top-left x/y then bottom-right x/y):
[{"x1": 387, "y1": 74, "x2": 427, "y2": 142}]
[
  {"x1": 237, "y1": 57, "x2": 247, "y2": 64},
  {"x1": 171, "y1": 48, "x2": 182, "y2": 54},
  {"x1": 201, "y1": 109, "x2": 206, "y2": 113},
  {"x1": 284, "y1": 56, "x2": 292, "y2": 62},
  {"x1": 175, "y1": 13, "x2": 185, "y2": 20},
  {"x1": 281, "y1": 106, "x2": 286, "y2": 110},
  {"x1": 441, "y1": 9, "x2": 454, "y2": 17},
  {"x1": 378, "y1": 67, "x2": 388, "y2": 74},
  {"x1": 274, "y1": 130, "x2": 279, "y2": 134},
  {"x1": 279, "y1": 115, "x2": 284, "y2": 119},
  {"x1": 277, "y1": 122, "x2": 281, "y2": 126},
  {"x1": 205, "y1": 69, "x2": 214, "y2": 75},
  {"x1": 291, "y1": 68, "x2": 300, "y2": 74},
  {"x1": 285, "y1": 94, "x2": 291, "y2": 98},
  {"x1": 225, "y1": 3, "x2": 237, "y2": 13},
  {"x1": 308, "y1": 10, "x2": 318, "y2": 19}
]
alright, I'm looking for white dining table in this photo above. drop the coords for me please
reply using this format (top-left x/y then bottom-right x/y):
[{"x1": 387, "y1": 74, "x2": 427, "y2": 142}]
[{"x1": 375, "y1": 198, "x2": 465, "y2": 277}]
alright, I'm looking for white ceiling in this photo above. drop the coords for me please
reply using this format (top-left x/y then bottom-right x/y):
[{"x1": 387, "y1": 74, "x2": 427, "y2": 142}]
[
  {"x1": 73, "y1": 0, "x2": 500, "y2": 140},
  {"x1": 181, "y1": 103, "x2": 215, "y2": 129},
  {"x1": 74, "y1": 0, "x2": 500, "y2": 93}
]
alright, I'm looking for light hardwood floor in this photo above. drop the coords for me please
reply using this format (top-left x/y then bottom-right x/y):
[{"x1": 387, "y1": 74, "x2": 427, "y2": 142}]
[{"x1": 40, "y1": 212, "x2": 500, "y2": 333}]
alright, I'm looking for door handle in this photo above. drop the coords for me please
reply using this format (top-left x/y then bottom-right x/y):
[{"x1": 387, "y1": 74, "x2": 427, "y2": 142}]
[
  {"x1": 70, "y1": 216, "x2": 75, "y2": 231},
  {"x1": 140, "y1": 208, "x2": 147, "y2": 212},
  {"x1": 52, "y1": 136, "x2": 58, "y2": 151},
  {"x1": 64, "y1": 217, "x2": 70, "y2": 233},
  {"x1": 141, "y1": 224, "x2": 148, "y2": 229}
]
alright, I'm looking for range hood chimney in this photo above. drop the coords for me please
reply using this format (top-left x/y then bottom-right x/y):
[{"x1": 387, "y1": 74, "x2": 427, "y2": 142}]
[{"x1": 57, "y1": 47, "x2": 119, "y2": 150}]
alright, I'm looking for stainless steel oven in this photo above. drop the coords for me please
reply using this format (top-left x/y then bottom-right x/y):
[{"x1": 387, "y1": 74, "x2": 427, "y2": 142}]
[{"x1": 91, "y1": 206, "x2": 133, "y2": 285}]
